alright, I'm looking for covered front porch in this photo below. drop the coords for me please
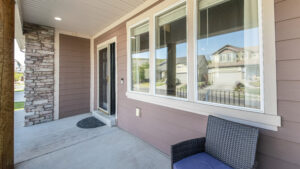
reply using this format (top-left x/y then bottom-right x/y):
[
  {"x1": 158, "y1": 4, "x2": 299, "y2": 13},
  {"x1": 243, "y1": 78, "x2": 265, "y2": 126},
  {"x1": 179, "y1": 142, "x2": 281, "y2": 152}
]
[
  {"x1": 1, "y1": 0, "x2": 300, "y2": 169},
  {"x1": 14, "y1": 113, "x2": 170, "y2": 169}
]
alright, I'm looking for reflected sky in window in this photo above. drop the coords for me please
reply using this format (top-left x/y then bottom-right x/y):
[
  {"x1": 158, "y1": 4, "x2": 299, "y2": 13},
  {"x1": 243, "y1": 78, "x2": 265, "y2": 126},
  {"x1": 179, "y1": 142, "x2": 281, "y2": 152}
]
[
  {"x1": 156, "y1": 43, "x2": 187, "y2": 59},
  {"x1": 197, "y1": 28, "x2": 259, "y2": 60},
  {"x1": 133, "y1": 28, "x2": 259, "y2": 60},
  {"x1": 132, "y1": 52, "x2": 149, "y2": 59}
]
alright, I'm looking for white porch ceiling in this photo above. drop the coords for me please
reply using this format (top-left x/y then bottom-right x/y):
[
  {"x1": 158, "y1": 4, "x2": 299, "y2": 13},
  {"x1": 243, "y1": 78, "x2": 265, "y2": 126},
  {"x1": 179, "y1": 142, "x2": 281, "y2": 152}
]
[{"x1": 20, "y1": 0, "x2": 148, "y2": 36}]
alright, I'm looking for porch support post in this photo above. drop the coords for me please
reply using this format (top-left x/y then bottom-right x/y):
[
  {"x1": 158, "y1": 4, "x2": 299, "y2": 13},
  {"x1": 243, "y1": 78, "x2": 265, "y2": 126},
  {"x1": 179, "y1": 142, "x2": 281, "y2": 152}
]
[{"x1": 0, "y1": 0, "x2": 15, "y2": 168}]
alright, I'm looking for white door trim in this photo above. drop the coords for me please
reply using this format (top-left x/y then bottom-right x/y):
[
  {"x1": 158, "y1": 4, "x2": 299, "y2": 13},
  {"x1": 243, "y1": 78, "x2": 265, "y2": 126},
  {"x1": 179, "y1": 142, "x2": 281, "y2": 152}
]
[
  {"x1": 96, "y1": 37, "x2": 118, "y2": 117},
  {"x1": 54, "y1": 31, "x2": 60, "y2": 120}
]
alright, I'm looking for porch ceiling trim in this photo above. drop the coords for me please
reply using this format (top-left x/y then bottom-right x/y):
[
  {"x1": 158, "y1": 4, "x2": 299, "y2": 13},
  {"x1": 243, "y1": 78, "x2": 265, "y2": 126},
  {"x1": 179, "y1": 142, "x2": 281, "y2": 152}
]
[
  {"x1": 20, "y1": 0, "x2": 152, "y2": 36},
  {"x1": 15, "y1": 0, "x2": 25, "y2": 51},
  {"x1": 92, "y1": 0, "x2": 160, "y2": 39}
]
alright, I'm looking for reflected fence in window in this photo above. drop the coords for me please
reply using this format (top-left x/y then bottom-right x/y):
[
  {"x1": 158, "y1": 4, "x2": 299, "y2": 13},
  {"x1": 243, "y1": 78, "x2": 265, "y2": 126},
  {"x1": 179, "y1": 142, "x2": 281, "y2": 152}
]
[
  {"x1": 155, "y1": 87, "x2": 260, "y2": 109},
  {"x1": 176, "y1": 87, "x2": 187, "y2": 98},
  {"x1": 156, "y1": 87, "x2": 187, "y2": 99},
  {"x1": 198, "y1": 88, "x2": 260, "y2": 109}
]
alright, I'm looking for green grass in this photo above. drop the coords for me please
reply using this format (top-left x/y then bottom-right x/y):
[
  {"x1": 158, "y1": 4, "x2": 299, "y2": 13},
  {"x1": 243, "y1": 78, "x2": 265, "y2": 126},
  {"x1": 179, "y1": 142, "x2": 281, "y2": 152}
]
[
  {"x1": 138, "y1": 82, "x2": 150, "y2": 88},
  {"x1": 14, "y1": 89, "x2": 24, "y2": 92},
  {"x1": 156, "y1": 81, "x2": 165, "y2": 86},
  {"x1": 14, "y1": 102, "x2": 24, "y2": 111},
  {"x1": 246, "y1": 88, "x2": 260, "y2": 95}
]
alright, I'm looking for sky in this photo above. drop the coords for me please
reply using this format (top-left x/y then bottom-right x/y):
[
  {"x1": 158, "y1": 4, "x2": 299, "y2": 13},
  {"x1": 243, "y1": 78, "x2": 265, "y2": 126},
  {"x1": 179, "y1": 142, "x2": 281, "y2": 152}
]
[
  {"x1": 133, "y1": 27, "x2": 260, "y2": 60},
  {"x1": 197, "y1": 28, "x2": 260, "y2": 58},
  {"x1": 14, "y1": 39, "x2": 25, "y2": 65},
  {"x1": 132, "y1": 43, "x2": 188, "y2": 59}
]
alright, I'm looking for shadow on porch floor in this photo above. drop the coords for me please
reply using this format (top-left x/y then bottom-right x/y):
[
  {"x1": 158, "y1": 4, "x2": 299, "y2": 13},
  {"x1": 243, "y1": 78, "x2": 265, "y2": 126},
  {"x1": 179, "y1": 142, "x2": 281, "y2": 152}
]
[{"x1": 14, "y1": 113, "x2": 170, "y2": 169}]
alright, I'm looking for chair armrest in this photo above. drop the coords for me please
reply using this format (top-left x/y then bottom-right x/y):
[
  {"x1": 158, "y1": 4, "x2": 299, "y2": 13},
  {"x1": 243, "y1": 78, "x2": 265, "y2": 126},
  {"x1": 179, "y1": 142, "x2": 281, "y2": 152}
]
[{"x1": 171, "y1": 137, "x2": 205, "y2": 166}]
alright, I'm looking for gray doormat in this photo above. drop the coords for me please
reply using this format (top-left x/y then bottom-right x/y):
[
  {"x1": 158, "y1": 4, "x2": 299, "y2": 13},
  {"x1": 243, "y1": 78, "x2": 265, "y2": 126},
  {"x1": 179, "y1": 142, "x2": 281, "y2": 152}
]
[{"x1": 76, "y1": 117, "x2": 105, "y2": 129}]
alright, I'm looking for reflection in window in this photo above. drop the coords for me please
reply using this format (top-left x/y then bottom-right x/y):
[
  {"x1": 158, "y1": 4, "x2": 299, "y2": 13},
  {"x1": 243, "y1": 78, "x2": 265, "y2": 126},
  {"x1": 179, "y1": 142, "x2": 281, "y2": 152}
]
[
  {"x1": 197, "y1": 0, "x2": 261, "y2": 109},
  {"x1": 155, "y1": 4, "x2": 187, "y2": 98},
  {"x1": 131, "y1": 22, "x2": 150, "y2": 92}
]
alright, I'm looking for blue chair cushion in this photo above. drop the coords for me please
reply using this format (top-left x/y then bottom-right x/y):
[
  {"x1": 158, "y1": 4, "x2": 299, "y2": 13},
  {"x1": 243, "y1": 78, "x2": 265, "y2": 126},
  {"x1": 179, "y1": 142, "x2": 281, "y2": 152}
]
[{"x1": 173, "y1": 152, "x2": 233, "y2": 169}]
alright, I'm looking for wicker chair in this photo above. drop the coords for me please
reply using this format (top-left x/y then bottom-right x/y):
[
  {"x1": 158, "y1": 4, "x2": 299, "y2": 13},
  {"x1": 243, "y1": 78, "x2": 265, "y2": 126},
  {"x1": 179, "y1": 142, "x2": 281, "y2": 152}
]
[{"x1": 171, "y1": 115, "x2": 259, "y2": 169}]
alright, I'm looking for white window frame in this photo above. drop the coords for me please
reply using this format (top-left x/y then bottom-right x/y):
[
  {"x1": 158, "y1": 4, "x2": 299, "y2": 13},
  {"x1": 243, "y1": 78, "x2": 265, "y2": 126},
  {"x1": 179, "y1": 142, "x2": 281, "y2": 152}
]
[
  {"x1": 127, "y1": 18, "x2": 151, "y2": 95},
  {"x1": 153, "y1": 0, "x2": 189, "y2": 101},
  {"x1": 125, "y1": 0, "x2": 280, "y2": 131},
  {"x1": 194, "y1": 0, "x2": 264, "y2": 113}
]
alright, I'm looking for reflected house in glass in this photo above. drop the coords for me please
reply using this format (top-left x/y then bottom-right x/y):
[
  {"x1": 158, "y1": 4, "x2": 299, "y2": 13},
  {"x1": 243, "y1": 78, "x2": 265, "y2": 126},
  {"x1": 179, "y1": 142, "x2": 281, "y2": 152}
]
[
  {"x1": 207, "y1": 45, "x2": 260, "y2": 90},
  {"x1": 198, "y1": 45, "x2": 260, "y2": 109},
  {"x1": 157, "y1": 57, "x2": 187, "y2": 86}
]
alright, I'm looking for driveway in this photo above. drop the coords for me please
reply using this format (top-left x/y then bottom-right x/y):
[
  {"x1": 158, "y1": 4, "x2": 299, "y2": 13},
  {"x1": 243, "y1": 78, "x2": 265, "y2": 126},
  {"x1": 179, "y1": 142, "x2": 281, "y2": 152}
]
[
  {"x1": 15, "y1": 109, "x2": 26, "y2": 128},
  {"x1": 14, "y1": 113, "x2": 170, "y2": 169},
  {"x1": 14, "y1": 91, "x2": 25, "y2": 102}
]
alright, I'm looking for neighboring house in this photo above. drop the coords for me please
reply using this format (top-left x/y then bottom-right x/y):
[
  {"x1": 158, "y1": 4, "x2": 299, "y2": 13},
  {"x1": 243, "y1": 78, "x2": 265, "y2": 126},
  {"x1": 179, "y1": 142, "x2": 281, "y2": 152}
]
[
  {"x1": 14, "y1": 59, "x2": 25, "y2": 73},
  {"x1": 197, "y1": 55, "x2": 208, "y2": 83},
  {"x1": 157, "y1": 57, "x2": 187, "y2": 85},
  {"x1": 7, "y1": 0, "x2": 300, "y2": 168},
  {"x1": 198, "y1": 45, "x2": 260, "y2": 109},
  {"x1": 206, "y1": 45, "x2": 260, "y2": 91}
]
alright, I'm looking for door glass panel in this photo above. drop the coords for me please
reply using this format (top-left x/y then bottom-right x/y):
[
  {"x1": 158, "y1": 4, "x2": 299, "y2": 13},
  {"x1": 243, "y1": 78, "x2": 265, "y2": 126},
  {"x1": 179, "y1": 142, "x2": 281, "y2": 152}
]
[{"x1": 99, "y1": 48, "x2": 108, "y2": 110}]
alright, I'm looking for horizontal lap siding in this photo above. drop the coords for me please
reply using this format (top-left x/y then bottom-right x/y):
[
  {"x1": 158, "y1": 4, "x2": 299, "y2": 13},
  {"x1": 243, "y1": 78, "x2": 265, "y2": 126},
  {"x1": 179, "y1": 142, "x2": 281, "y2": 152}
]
[
  {"x1": 93, "y1": 0, "x2": 300, "y2": 168},
  {"x1": 59, "y1": 34, "x2": 90, "y2": 118},
  {"x1": 257, "y1": 0, "x2": 300, "y2": 168}
]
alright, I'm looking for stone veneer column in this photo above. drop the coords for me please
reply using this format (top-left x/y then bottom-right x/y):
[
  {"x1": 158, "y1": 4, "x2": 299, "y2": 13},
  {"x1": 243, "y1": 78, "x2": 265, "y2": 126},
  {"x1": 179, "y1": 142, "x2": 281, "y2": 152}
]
[{"x1": 23, "y1": 23, "x2": 55, "y2": 126}]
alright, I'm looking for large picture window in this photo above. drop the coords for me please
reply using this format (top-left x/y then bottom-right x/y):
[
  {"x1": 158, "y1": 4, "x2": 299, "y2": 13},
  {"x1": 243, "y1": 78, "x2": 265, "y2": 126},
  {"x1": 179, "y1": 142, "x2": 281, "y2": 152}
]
[
  {"x1": 197, "y1": 0, "x2": 261, "y2": 109},
  {"x1": 126, "y1": 0, "x2": 280, "y2": 129},
  {"x1": 130, "y1": 22, "x2": 150, "y2": 93},
  {"x1": 155, "y1": 4, "x2": 187, "y2": 98}
]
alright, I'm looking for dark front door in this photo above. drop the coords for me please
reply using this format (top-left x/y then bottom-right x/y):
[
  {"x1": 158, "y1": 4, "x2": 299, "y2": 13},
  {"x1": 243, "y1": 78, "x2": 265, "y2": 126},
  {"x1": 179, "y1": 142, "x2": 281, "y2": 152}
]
[{"x1": 99, "y1": 48, "x2": 108, "y2": 111}]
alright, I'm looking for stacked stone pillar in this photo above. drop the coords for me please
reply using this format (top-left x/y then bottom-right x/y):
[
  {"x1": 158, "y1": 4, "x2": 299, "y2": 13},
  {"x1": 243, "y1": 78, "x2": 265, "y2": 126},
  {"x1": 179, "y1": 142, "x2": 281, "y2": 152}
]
[{"x1": 24, "y1": 23, "x2": 55, "y2": 126}]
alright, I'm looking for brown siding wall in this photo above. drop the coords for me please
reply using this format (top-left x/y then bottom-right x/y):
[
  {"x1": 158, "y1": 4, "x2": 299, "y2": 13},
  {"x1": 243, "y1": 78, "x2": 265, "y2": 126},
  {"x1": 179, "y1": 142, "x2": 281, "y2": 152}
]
[
  {"x1": 93, "y1": 0, "x2": 300, "y2": 168},
  {"x1": 60, "y1": 34, "x2": 90, "y2": 118}
]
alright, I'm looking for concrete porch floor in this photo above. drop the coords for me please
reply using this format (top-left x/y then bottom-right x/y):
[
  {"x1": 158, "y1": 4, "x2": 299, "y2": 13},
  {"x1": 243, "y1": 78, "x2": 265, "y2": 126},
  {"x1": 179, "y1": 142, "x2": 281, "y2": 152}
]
[{"x1": 14, "y1": 113, "x2": 170, "y2": 169}]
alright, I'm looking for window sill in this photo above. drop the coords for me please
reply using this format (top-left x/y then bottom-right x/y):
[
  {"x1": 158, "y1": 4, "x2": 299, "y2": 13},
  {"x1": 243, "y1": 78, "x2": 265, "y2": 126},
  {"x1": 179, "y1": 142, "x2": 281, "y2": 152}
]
[{"x1": 126, "y1": 91, "x2": 281, "y2": 131}]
